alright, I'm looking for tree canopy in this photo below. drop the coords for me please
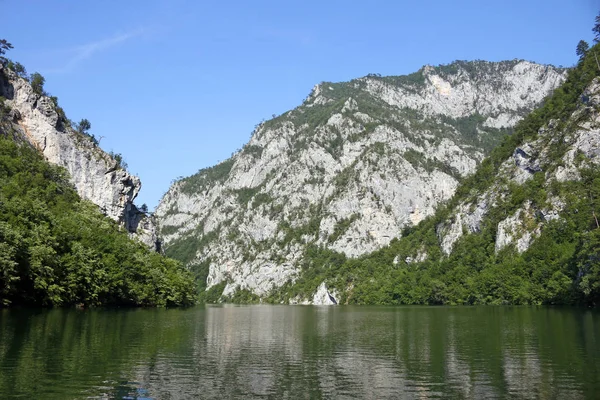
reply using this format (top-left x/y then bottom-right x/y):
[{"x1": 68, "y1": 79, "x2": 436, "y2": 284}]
[
  {"x1": 577, "y1": 40, "x2": 589, "y2": 60},
  {"x1": 0, "y1": 39, "x2": 13, "y2": 65},
  {"x1": 0, "y1": 132, "x2": 196, "y2": 307},
  {"x1": 593, "y1": 13, "x2": 600, "y2": 43},
  {"x1": 29, "y1": 72, "x2": 45, "y2": 96},
  {"x1": 76, "y1": 118, "x2": 91, "y2": 135}
]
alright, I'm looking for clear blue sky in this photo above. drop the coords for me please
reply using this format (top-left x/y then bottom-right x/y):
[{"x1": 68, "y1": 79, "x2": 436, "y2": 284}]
[{"x1": 2, "y1": 0, "x2": 598, "y2": 208}]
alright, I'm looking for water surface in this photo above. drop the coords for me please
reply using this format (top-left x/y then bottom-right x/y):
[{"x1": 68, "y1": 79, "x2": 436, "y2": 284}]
[{"x1": 0, "y1": 306, "x2": 598, "y2": 399}]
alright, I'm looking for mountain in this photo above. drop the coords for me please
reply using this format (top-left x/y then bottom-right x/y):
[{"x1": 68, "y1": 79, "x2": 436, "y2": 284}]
[
  {"x1": 156, "y1": 60, "x2": 567, "y2": 301},
  {"x1": 268, "y1": 46, "x2": 600, "y2": 307},
  {"x1": 0, "y1": 64, "x2": 157, "y2": 249}
]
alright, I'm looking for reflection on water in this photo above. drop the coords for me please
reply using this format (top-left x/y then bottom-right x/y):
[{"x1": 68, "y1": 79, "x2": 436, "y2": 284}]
[{"x1": 0, "y1": 306, "x2": 599, "y2": 399}]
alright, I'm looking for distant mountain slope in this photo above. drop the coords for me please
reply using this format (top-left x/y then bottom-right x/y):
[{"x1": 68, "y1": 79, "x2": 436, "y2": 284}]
[
  {"x1": 156, "y1": 60, "x2": 566, "y2": 301},
  {"x1": 269, "y1": 46, "x2": 600, "y2": 306}
]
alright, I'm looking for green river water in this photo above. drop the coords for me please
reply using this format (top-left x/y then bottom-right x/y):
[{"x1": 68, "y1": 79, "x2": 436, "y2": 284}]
[{"x1": 0, "y1": 305, "x2": 598, "y2": 399}]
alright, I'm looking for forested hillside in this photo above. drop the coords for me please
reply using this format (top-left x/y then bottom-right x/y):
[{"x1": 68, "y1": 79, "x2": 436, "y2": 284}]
[{"x1": 0, "y1": 74, "x2": 195, "y2": 307}]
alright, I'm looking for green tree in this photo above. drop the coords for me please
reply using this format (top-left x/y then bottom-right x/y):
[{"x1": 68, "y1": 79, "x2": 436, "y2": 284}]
[
  {"x1": 30, "y1": 72, "x2": 45, "y2": 96},
  {"x1": 76, "y1": 118, "x2": 91, "y2": 135},
  {"x1": 0, "y1": 135, "x2": 196, "y2": 307},
  {"x1": 594, "y1": 13, "x2": 600, "y2": 43},
  {"x1": 5, "y1": 60, "x2": 27, "y2": 78},
  {"x1": 0, "y1": 39, "x2": 13, "y2": 64},
  {"x1": 577, "y1": 230, "x2": 600, "y2": 305},
  {"x1": 108, "y1": 151, "x2": 127, "y2": 169},
  {"x1": 12, "y1": 62, "x2": 27, "y2": 78},
  {"x1": 576, "y1": 40, "x2": 589, "y2": 60}
]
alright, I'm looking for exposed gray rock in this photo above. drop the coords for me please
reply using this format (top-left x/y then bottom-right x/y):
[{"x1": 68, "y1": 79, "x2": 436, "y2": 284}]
[
  {"x1": 513, "y1": 144, "x2": 542, "y2": 183},
  {"x1": 495, "y1": 202, "x2": 538, "y2": 253},
  {"x1": 437, "y1": 191, "x2": 496, "y2": 256},
  {"x1": 0, "y1": 65, "x2": 155, "y2": 245},
  {"x1": 363, "y1": 62, "x2": 564, "y2": 129},
  {"x1": 311, "y1": 282, "x2": 338, "y2": 305},
  {"x1": 156, "y1": 60, "x2": 567, "y2": 302}
]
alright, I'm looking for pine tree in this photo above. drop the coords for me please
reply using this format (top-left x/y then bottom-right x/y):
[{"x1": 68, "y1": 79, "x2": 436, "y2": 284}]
[
  {"x1": 593, "y1": 13, "x2": 600, "y2": 43},
  {"x1": 576, "y1": 40, "x2": 589, "y2": 60},
  {"x1": 0, "y1": 39, "x2": 13, "y2": 64}
]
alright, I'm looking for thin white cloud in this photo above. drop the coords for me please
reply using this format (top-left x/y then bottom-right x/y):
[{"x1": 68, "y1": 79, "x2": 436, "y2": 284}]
[{"x1": 45, "y1": 29, "x2": 145, "y2": 73}]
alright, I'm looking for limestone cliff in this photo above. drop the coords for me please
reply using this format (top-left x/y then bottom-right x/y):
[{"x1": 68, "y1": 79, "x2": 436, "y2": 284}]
[
  {"x1": 0, "y1": 64, "x2": 157, "y2": 249},
  {"x1": 156, "y1": 60, "x2": 566, "y2": 300}
]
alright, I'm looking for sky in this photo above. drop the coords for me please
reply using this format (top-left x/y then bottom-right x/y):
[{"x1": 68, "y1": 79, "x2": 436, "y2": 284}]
[{"x1": 1, "y1": 0, "x2": 598, "y2": 208}]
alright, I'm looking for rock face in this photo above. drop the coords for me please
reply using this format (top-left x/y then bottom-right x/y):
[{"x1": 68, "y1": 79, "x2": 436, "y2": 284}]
[
  {"x1": 0, "y1": 65, "x2": 156, "y2": 248},
  {"x1": 311, "y1": 283, "x2": 338, "y2": 305},
  {"x1": 156, "y1": 60, "x2": 566, "y2": 301}
]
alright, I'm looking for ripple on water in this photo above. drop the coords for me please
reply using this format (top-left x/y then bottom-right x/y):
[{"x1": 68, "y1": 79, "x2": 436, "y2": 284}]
[{"x1": 1, "y1": 306, "x2": 599, "y2": 399}]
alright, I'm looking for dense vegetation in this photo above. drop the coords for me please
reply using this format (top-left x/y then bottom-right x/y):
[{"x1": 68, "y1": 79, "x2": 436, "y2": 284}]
[
  {"x1": 0, "y1": 120, "x2": 195, "y2": 307},
  {"x1": 0, "y1": 42, "x2": 197, "y2": 307}
]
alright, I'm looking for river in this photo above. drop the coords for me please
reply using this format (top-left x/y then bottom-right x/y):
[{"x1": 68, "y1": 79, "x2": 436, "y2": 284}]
[{"x1": 0, "y1": 305, "x2": 598, "y2": 399}]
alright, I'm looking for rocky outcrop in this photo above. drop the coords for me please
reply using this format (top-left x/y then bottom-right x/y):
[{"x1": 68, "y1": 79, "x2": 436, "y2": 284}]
[
  {"x1": 494, "y1": 201, "x2": 539, "y2": 253},
  {"x1": 288, "y1": 282, "x2": 338, "y2": 305},
  {"x1": 156, "y1": 60, "x2": 567, "y2": 301},
  {"x1": 0, "y1": 65, "x2": 156, "y2": 247},
  {"x1": 362, "y1": 61, "x2": 562, "y2": 129},
  {"x1": 311, "y1": 282, "x2": 338, "y2": 305}
]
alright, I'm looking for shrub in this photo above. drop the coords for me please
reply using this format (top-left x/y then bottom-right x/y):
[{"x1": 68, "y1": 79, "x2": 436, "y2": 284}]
[{"x1": 30, "y1": 72, "x2": 45, "y2": 96}]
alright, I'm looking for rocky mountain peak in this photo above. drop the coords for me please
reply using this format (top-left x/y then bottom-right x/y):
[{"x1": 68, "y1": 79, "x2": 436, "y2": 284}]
[{"x1": 156, "y1": 59, "x2": 567, "y2": 300}]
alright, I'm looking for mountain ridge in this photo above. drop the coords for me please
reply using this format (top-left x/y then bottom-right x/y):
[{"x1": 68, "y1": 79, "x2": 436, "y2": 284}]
[
  {"x1": 271, "y1": 47, "x2": 600, "y2": 306},
  {"x1": 156, "y1": 59, "x2": 567, "y2": 301}
]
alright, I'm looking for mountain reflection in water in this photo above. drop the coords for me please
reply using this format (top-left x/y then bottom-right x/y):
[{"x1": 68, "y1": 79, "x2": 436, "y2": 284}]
[{"x1": 0, "y1": 305, "x2": 598, "y2": 399}]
